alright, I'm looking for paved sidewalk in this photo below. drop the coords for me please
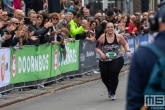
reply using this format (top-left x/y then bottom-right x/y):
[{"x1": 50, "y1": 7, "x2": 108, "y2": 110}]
[{"x1": 0, "y1": 65, "x2": 129, "y2": 108}]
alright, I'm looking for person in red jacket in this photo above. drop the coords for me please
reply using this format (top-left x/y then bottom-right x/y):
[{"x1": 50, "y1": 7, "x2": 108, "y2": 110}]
[{"x1": 13, "y1": 0, "x2": 22, "y2": 10}]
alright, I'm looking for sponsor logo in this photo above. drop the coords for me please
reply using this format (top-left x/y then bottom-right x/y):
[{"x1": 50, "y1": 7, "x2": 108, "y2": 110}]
[
  {"x1": 54, "y1": 50, "x2": 58, "y2": 71},
  {"x1": 86, "y1": 51, "x2": 94, "y2": 57},
  {"x1": 83, "y1": 41, "x2": 87, "y2": 51},
  {"x1": 1, "y1": 54, "x2": 6, "y2": 81},
  {"x1": 17, "y1": 54, "x2": 49, "y2": 74},
  {"x1": 80, "y1": 53, "x2": 85, "y2": 62},
  {"x1": 12, "y1": 54, "x2": 16, "y2": 78}
]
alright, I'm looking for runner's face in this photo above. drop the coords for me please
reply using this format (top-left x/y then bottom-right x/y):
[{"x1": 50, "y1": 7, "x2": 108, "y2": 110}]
[{"x1": 106, "y1": 23, "x2": 114, "y2": 34}]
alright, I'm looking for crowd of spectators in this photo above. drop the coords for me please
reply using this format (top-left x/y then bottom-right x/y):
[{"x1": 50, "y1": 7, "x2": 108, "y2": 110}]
[{"x1": 0, "y1": 0, "x2": 155, "y2": 49}]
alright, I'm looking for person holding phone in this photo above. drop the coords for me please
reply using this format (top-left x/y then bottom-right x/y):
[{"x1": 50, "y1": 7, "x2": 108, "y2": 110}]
[{"x1": 0, "y1": 32, "x2": 12, "y2": 48}]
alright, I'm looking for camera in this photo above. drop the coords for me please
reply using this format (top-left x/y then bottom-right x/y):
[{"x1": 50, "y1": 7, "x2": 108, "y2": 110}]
[{"x1": 57, "y1": 33, "x2": 65, "y2": 49}]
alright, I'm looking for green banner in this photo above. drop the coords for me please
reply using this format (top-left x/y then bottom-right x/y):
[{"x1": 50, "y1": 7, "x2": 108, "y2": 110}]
[
  {"x1": 51, "y1": 41, "x2": 79, "y2": 77},
  {"x1": 10, "y1": 45, "x2": 52, "y2": 84}
]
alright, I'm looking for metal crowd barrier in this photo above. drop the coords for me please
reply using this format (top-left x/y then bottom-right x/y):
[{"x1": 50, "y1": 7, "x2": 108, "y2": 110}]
[{"x1": 0, "y1": 34, "x2": 150, "y2": 94}]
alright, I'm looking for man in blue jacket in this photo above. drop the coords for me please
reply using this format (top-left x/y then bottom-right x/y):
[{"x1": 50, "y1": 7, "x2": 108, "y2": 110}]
[{"x1": 126, "y1": 4, "x2": 165, "y2": 110}]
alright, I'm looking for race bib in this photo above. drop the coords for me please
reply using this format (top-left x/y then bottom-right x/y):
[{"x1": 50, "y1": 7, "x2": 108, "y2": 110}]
[{"x1": 105, "y1": 51, "x2": 117, "y2": 59}]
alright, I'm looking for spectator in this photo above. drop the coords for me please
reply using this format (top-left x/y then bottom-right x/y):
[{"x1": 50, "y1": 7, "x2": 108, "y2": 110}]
[
  {"x1": 94, "y1": 17, "x2": 101, "y2": 28},
  {"x1": 128, "y1": 15, "x2": 136, "y2": 34},
  {"x1": 89, "y1": 20, "x2": 97, "y2": 38},
  {"x1": 86, "y1": 4, "x2": 92, "y2": 13},
  {"x1": 95, "y1": 20, "x2": 107, "y2": 40},
  {"x1": 82, "y1": 8, "x2": 94, "y2": 22},
  {"x1": 0, "y1": 32, "x2": 12, "y2": 47},
  {"x1": 78, "y1": 20, "x2": 96, "y2": 42},
  {"x1": 28, "y1": 12, "x2": 52, "y2": 45},
  {"x1": 134, "y1": 12, "x2": 141, "y2": 21},
  {"x1": 49, "y1": 27, "x2": 70, "y2": 45},
  {"x1": 31, "y1": 0, "x2": 43, "y2": 13},
  {"x1": 0, "y1": 11, "x2": 9, "y2": 22},
  {"x1": 13, "y1": 0, "x2": 22, "y2": 10},
  {"x1": 36, "y1": 14, "x2": 43, "y2": 27},
  {"x1": 74, "y1": 0, "x2": 82, "y2": 12},
  {"x1": 106, "y1": 9, "x2": 115, "y2": 23},
  {"x1": 59, "y1": 13, "x2": 65, "y2": 20},
  {"x1": 27, "y1": 9, "x2": 36, "y2": 18},
  {"x1": 14, "y1": 9, "x2": 24, "y2": 21},
  {"x1": 114, "y1": 13, "x2": 122, "y2": 25},
  {"x1": 78, "y1": 6, "x2": 86, "y2": 16},
  {"x1": 2, "y1": 0, "x2": 15, "y2": 12},
  {"x1": 40, "y1": 14, "x2": 49, "y2": 27},
  {"x1": 132, "y1": 20, "x2": 141, "y2": 36},
  {"x1": 49, "y1": 12, "x2": 60, "y2": 31},
  {"x1": 12, "y1": 25, "x2": 38, "y2": 47},
  {"x1": 67, "y1": 1, "x2": 74, "y2": 12},
  {"x1": 2, "y1": 18, "x2": 20, "y2": 47},
  {"x1": 113, "y1": 7, "x2": 120, "y2": 16},
  {"x1": 24, "y1": 0, "x2": 32, "y2": 17},
  {"x1": 60, "y1": 0, "x2": 67, "y2": 13},
  {"x1": 70, "y1": 10, "x2": 77, "y2": 18},
  {"x1": 69, "y1": 13, "x2": 85, "y2": 38},
  {"x1": 95, "y1": 12, "x2": 103, "y2": 21},
  {"x1": 56, "y1": 12, "x2": 72, "y2": 30}
]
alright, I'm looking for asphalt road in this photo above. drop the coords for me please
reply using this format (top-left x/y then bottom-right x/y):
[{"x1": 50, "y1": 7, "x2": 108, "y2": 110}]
[{"x1": 2, "y1": 72, "x2": 128, "y2": 110}]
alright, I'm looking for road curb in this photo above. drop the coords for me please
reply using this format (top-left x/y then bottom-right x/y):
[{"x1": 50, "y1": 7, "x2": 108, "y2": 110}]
[{"x1": 0, "y1": 67, "x2": 129, "y2": 109}]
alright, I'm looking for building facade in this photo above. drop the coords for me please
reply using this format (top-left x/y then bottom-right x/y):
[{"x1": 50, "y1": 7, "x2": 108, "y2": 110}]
[{"x1": 82, "y1": 0, "x2": 134, "y2": 15}]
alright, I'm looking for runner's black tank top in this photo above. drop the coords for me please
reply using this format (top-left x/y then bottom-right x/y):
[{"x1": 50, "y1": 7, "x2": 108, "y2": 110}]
[{"x1": 101, "y1": 33, "x2": 123, "y2": 62}]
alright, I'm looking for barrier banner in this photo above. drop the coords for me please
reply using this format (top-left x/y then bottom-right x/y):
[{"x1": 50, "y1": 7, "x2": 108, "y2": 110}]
[
  {"x1": 10, "y1": 45, "x2": 52, "y2": 84},
  {"x1": 139, "y1": 34, "x2": 148, "y2": 45},
  {"x1": 79, "y1": 40, "x2": 97, "y2": 69},
  {"x1": 0, "y1": 48, "x2": 10, "y2": 87},
  {"x1": 127, "y1": 37, "x2": 135, "y2": 56},
  {"x1": 51, "y1": 41, "x2": 79, "y2": 77},
  {"x1": 135, "y1": 35, "x2": 140, "y2": 50},
  {"x1": 120, "y1": 46, "x2": 127, "y2": 60}
]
